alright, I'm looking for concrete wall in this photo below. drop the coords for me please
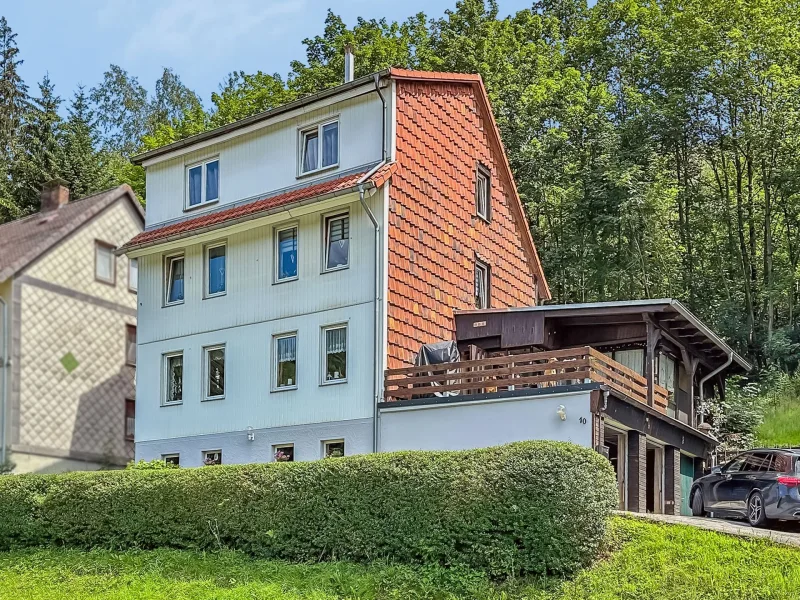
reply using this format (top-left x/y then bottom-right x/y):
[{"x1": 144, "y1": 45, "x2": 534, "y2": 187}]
[
  {"x1": 10, "y1": 200, "x2": 141, "y2": 472},
  {"x1": 136, "y1": 417, "x2": 372, "y2": 467},
  {"x1": 143, "y1": 88, "x2": 384, "y2": 228},
  {"x1": 378, "y1": 390, "x2": 594, "y2": 452}
]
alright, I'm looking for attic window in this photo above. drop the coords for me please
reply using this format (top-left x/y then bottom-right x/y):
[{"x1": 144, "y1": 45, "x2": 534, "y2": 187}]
[
  {"x1": 300, "y1": 120, "x2": 339, "y2": 175},
  {"x1": 186, "y1": 158, "x2": 219, "y2": 209},
  {"x1": 476, "y1": 163, "x2": 491, "y2": 221}
]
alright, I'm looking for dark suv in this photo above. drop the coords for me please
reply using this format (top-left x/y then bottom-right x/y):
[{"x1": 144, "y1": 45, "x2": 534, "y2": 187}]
[{"x1": 690, "y1": 448, "x2": 800, "y2": 527}]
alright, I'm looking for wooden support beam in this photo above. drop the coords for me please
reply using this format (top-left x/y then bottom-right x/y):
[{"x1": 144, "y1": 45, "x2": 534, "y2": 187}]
[{"x1": 644, "y1": 315, "x2": 662, "y2": 407}]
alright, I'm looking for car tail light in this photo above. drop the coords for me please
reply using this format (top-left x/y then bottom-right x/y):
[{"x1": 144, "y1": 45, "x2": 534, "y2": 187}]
[{"x1": 777, "y1": 476, "x2": 800, "y2": 487}]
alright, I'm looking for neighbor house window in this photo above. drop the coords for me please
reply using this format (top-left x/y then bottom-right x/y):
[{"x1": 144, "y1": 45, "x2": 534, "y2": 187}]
[
  {"x1": 323, "y1": 439, "x2": 345, "y2": 458},
  {"x1": 322, "y1": 324, "x2": 347, "y2": 383},
  {"x1": 164, "y1": 254, "x2": 185, "y2": 306},
  {"x1": 274, "y1": 333, "x2": 297, "y2": 389},
  {"x1": 273, "y1": 444, "x2": 294, "y2": 462},
  {"x1": 203, "y1": 450, "x2": 222, "y2": 465},
  {"x1": 187, "y1": 158, "x2": 219, "y2": 208},
  {"x1": 128, "y1": 258, "x2": 138, "y2": 293},
  {"x1": 476, "y1": 163, "x2": 491, "y2": 221},
  {"x1": 163, "y1": 352, "x2": 183, "y2": 405},
  {"x1": 163, "y1": 454, "x2": 180, "y2": 466},
  {"x1": 204, "y1": 345, "x2": 225, "y2": 400},
  {"x1": 324, "y1": 213, "x2": 349, "y2": 271},
  {"x1": 300, "y1": 120, "x2": 339, "y2": 174},
  {"x1": 474, "y1": 260, "x2": 490, "y2": 309},
  {"x1": 125, "y1": 398, "x2": 135, "y2": 441},
  {"x1": 205, "y1": 242, "x2": 226, "y2": 297},
  {"x1": 95, "y1": 241, "x2": 115, "y2": 284},
  {"x1": 125, "y1": 324, "x2": 137, "y2": 366},
  {"x1": 275, "y1": 225, "x2": 298, "y2": 281}
]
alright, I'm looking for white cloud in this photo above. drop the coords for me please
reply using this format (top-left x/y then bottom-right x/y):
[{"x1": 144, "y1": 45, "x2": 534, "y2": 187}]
[{"x1": 117, "y1": 0, "x2": 305, "y2": 64}]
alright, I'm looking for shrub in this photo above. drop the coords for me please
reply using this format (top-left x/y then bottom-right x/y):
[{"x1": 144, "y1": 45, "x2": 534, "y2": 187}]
[{"x1": 0, "y1": 441, "x2": 616, "y2": 577}]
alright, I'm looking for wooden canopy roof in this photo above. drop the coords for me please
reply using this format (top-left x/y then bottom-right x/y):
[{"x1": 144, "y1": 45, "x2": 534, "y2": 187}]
[{"x1": 455, "y1": 299, "x2": 751, "y2": 374}]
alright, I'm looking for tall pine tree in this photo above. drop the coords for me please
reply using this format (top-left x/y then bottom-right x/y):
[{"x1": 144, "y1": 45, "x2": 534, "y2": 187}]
[
  {"x1": 61, "y1": 86, "x2": 110, "y2": 198},
  {"x1": 0, "y1": 16, "x2": 28, "y2": 221},
  {"x1": 12, "y1": 74, "x2": 64, "y2": 215}
]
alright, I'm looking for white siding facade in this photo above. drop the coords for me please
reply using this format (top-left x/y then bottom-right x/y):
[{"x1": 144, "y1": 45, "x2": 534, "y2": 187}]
[{"x1": 134, "y1": 87, "x2": 387, "y2": 463}]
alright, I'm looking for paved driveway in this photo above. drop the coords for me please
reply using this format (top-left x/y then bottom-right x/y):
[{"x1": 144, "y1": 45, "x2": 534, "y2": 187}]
[{"x1": 616, "y1": 511, "x2": 800, "y2": 547}]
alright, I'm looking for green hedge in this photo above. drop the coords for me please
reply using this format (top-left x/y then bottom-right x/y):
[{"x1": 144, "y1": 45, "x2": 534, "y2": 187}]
[{"x1": 0, "y1": 442, "x2": 617, "y2": 576}]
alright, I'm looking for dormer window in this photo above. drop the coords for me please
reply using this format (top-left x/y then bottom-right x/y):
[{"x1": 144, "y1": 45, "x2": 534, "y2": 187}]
[
  {"x1": 186, "y1": 158, "x2": 219, "y2": 209},
  {"x1": 299, "y1": 120, "x2": 339, "y2": 175}
]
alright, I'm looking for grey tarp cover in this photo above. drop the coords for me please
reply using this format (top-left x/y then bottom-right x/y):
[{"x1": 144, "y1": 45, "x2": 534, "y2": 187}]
[{"x1": 414, "y1": 341, "x2": 460, "y2": 397}]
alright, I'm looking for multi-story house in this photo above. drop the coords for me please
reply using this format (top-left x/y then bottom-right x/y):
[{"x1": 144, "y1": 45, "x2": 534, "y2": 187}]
[
  {"x1": 124, "y1": 66, "x2": 748, "y2": 518},
  {"x1": 122, "y1": 68, "x2": 547, "y2": 466},
  {"x1": 0, "y1": 182, "x2": 143, "y2": 473}
]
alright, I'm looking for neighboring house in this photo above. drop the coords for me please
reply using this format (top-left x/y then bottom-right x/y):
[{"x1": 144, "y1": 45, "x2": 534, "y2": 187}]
[
  {"x1": 0, "y1": 181, "x2": 143, "y2": 473},
  {"x1": 121, "y1": 65, "x2": 747, "y2": 518},
  {"x1": 122, "y1": 67, "x2": 547, "y2": 467}
]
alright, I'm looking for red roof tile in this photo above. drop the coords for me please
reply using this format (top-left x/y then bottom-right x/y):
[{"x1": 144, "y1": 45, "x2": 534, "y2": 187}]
[{"x1": 123, "y1": 163, "x2": 397, "y2": 251}]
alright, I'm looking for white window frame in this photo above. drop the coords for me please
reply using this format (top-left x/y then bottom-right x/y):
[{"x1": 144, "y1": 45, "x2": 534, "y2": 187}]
[
  {"x1": 203, "y1": 241, "x2": 227, "y2": 298},
  {"x1": 128, "y1": 257, "x2": 138, "y2": 293},
  {"x1": 322, "y1": 439, "x2": 345, "y2": 458},
  {"x1": 272, "y1": 443, "x2": 295, "y2": 462},
  {"x1": 321, "y1": 323, "x2": 348, "y2": 385},
  {"x1": 322, "y1": 211, "x2": 350, "y2": 273},
  {"x1": 274, "y1": 223, "x2": 299, "y2": 283},
  {"x1": 164, "y1": 253, "x2": 185, "y2": 307},
  {"x1": 162, "y1": 351, "x2": 184, "y2": 406},
  {"x1": 94, "y1": 241, "x2": 116, "y2": 285},
  {"x1": 203, "y1": 344, "x2": 226, "y2": 401},
  {"x1": 476, "y1": 162, "x2": 491, "y2": 222},
  {"x1": 162, "y1": 454, "x2": 180, "y2": 466},
  {"x1": 185, "y1": 156, "x2": 220, "y2": 211},
  {"x1": 298, "y1": 118, "x2": 339, "y2": 177},
  {"x1": 272, "y1": 332, "x2": 298, "y2": 391},
  {"x1": 203, "y1": 449, "x2": 222, "y2": 465},
  {"x1": 475, "y1": 259, "x2": 490, "y2": 309}
]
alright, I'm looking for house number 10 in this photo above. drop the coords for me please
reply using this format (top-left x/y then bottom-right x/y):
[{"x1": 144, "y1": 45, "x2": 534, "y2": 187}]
[{"x1": 578, "y1": 417, "x2": 587, "y2": 424}]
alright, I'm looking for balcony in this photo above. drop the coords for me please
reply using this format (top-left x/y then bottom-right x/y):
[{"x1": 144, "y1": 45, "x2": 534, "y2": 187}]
[{"x1": 383, "y1": 346, "x2": 670, "y2": 414}]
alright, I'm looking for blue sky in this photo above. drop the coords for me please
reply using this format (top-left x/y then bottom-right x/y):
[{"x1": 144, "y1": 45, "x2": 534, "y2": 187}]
[{"x1": 4, "y1": 0, "x2": 533, "y2": 107}]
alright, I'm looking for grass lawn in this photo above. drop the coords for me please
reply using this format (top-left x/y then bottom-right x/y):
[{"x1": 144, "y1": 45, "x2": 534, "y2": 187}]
[
  {"x1": 757, "y1": 399, "x2": 800, "y2": 447},
  {"x1": 2, "y1": 517, "x2": 800, "y2": 600}
]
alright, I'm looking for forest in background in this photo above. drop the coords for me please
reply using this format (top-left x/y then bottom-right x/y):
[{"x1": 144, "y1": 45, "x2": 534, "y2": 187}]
[{"x1": 2, "y1": 0, "x2": 800, "y2": 381}]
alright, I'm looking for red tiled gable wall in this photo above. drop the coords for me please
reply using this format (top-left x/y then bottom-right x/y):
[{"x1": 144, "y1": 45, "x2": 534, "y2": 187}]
[{"x1": 387, "y1": 80, "x2": 538, "y2": 368}]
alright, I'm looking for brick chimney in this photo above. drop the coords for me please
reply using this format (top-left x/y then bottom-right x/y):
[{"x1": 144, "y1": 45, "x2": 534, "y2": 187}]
[{"x1": 40, "y1": 179, "x2": 70, "y2": 212}]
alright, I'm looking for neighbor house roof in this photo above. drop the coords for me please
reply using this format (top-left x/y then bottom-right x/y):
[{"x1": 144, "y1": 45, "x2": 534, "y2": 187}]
[
  {"x1": 121, "y1": 162, "x2": 398, "y2": 253},
  {"x1": 0, "y1": 185, "x2": 144, "y2": 283}
]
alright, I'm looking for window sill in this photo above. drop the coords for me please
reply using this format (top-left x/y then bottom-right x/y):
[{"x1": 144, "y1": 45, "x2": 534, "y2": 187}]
[
  {"x1": 321, "y1": 378, "x2": 347, "y2": 386},
  {"x1": 164, "y1": 300, "x2": 185, "y2": 308},
  {"x1": 272, "y1": 385, "x2": 298, "y2": 393},
  {"x1": 202, "y1": 396, "x2": 225, "y2": 402},
  {"x1": 204, "y1": 291, "x2": 227, "y2": 300},
  {"x1": 297, "y1": 163, "x2": 339, "y2": 180},
  {"x1": 161, "y1": 401, "x2": 183, "y2": 407},
  {"x1": 274, "y1": 276, "x2": 299, "y2": 285},
  {"x1": 95, "y1": 276, "x2": 117, "y2": 287},
  {"x1": 475, "y1": 212, "x2": 491, "y2": 224},
  {"x1": 184, "y1": 199, "x2": 220, "y2": 213},
  {"x1": 322, "y1": 264, "x2": 350, "y2": 275}
]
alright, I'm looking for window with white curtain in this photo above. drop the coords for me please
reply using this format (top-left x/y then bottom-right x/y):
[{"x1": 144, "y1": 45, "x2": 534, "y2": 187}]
[
  {"x1": 475, "y1": 260, "x2": 489, "y2": 309},
  {"x1": 324, "y1": 213, "x2": 349, "y2": 271},
  {"x1": 163, "y1": 352, "x2": 183, "y2": 405},
  {"x1": 299, "y1": 120, "x2": 339, "y2": 175},
  {"x1": 322, "y1": 325, "x2": 347, "y2": 383},
  {"x1": 204, "y1": 345, "x2": 225, "y2": 400},
  {"x1": 274, "y1": 333, "x2": 297, "y2": 389}
]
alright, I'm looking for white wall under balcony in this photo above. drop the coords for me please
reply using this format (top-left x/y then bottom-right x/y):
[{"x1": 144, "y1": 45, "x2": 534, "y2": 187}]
[{"x1": 378, "y1": 389, "x2": 594, "y2": 452}]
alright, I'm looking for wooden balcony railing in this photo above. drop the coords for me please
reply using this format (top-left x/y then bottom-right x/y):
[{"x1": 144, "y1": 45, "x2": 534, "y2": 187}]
[{"x1": 383, "y1": 346, "x2": 669, "y2": 414}]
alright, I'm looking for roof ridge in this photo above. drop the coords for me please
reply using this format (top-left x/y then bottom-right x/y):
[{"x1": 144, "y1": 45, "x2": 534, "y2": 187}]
[{"x1": 0, "y1": 184, "x2": 127, "y2": 230}]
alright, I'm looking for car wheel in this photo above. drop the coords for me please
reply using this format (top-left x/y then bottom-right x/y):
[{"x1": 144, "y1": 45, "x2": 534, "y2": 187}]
[
  {"x1": 747, "y1": 491, "x2": 768, "y2": 528},
  {"x1": 691, "y1": 488, "x2": 705, "y2": 517}
]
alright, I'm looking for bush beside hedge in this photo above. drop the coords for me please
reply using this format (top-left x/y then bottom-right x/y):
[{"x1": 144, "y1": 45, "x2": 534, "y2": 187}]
[{"x1": 0, "y1": 441, "x2": 617, "y2": 576}]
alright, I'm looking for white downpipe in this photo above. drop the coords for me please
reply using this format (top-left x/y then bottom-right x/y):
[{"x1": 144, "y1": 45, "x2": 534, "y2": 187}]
[
  {"x1": 0, "y1": 296, "x2": 7, "y2": 467},
  {"x1": 358, "y1": 184, "x2": 382, "y2": 453},
  {"x1": 698, "y1": 352, "x2": 733, "y2": 425}
]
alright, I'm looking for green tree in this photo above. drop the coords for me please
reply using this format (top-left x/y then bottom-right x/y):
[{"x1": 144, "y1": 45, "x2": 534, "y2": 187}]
[
  {"x1": 61, "y1": 86, "x2": 111, "y2": 198},
  {"x1": 0, "y1": 16, "x2": 28, "y2": 221}
]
